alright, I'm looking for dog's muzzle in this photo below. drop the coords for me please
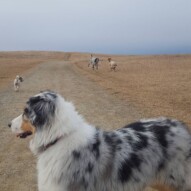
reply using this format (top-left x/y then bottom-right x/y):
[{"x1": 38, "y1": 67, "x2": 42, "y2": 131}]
[
  {"x1": 16, "y1": 131, "x2": 33, "y2": 138},
  {"x1": 8, "y1": 121, "x2": 32, "y2": 139}
]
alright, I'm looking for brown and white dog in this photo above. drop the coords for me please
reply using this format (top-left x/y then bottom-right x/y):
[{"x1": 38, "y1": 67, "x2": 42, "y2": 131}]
[
  {"x1": 8, "y1": 91, "x2": 191, "y2": 191},
  {"x1": 108, "y1": 58, "x2": 117, "y2": 71}
]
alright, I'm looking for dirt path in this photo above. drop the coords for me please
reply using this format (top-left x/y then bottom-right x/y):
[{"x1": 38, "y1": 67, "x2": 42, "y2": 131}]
[{"x1": 0, "y1": 60, "x2": 148, "y2": 191}]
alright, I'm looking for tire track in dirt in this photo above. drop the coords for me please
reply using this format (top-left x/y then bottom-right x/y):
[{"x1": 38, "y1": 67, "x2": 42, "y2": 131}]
[{"x1": 0, "y1": 61, "x2": 142, "y2": 191}]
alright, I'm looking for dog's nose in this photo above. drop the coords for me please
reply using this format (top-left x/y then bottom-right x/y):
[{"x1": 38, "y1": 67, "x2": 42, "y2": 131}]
[{"x1": 8, "y1": 123, "x2": 11, "y2": 128}]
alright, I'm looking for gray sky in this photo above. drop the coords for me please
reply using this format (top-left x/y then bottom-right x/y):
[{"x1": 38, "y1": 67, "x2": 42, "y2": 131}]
[{"x1": 0, "y1": 0, "x2": 191, "y2": 54}]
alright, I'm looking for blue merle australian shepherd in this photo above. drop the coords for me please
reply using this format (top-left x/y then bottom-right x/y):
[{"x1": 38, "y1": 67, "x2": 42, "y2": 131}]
[{"x1": 9, "y1": 91, "x2": 191, "y2": 191}]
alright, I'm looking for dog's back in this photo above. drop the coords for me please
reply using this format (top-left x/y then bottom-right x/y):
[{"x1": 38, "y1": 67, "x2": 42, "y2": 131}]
[{"x1": 39, "y1": 118, "x2": 191, "y2": 191}]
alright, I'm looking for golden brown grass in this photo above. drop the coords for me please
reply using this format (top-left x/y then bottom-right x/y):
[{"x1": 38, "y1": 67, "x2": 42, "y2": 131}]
[
  {"x1": 73, "y1": 53, "x2": 191, "y2": 126},
  {"x1": 0, "y1": 51, "x2": 71, "y2": 89},
  {"x1": 2, "y1": 51, "x2": 190, "y2": 125}
]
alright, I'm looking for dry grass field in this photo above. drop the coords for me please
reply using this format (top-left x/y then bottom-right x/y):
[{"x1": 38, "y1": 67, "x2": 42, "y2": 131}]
[
  {"x1": 0, "y1": 51, "x2": 70, "y2": 89},
  {"x1": 0, "y1": 51, "x2": 191, "y2": 191},
  {"x1": 72, "y1": 53, "x2": 191, "y2": 126}
]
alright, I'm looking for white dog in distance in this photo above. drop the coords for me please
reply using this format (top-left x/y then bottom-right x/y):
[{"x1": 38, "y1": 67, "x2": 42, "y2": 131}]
[{"x1": 14, "y1": 75, "x2": 24, "y2": 91}]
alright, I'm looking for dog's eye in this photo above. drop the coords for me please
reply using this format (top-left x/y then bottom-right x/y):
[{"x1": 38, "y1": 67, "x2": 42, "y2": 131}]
[
  {"x1": 23, "y1": 108, "x2": 30, "y2": 118},
  {"x1": 24, "y1": 107, "x2": 29, "y2": 114},
  {"x1": 22, "y1": 113, "x2": 28, "y2": 121}
]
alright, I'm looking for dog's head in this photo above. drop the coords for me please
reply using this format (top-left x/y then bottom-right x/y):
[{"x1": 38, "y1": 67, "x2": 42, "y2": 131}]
[
  {"x1": 19, "y1": 76, "x2": 24, "y2": 82},
  {"x1": 8, "y1": 91, "x2": 57, "y2": 138}
]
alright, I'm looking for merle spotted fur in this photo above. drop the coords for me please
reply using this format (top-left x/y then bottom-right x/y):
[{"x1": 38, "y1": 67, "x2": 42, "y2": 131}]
[{"x1": 9, "y1": 91, "x2": 191, "y2": 191}]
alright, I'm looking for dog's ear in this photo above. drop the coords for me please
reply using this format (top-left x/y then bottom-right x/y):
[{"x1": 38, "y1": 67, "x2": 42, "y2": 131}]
[{"x1": 27, "y1": 94, "x2": 56, "y2": 128}]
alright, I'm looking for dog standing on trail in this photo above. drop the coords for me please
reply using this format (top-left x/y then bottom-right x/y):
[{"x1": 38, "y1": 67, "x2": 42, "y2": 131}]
[{"x1": 14, "y1": 75, "x2": 24, "y2": 92}]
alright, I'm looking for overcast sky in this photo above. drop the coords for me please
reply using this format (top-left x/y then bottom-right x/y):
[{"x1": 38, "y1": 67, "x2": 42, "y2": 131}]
[{"x1": 0, "y1": 0, "x2": 191, "y2": 55}]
